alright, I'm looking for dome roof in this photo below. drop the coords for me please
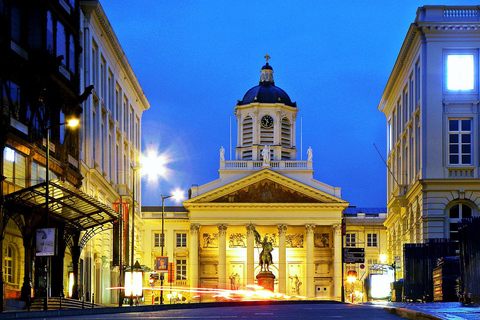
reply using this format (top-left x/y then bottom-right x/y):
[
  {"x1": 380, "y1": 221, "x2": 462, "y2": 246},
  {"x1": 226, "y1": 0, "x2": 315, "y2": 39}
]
[{"x1": 237, "y1": 62, "x2": 296, "y2": 108}]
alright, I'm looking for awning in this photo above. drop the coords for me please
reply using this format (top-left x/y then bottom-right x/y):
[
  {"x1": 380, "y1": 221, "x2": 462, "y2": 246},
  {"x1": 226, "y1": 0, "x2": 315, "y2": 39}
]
[{"x1": 5, "y1": 179, "x2": 118, "y2": 231}]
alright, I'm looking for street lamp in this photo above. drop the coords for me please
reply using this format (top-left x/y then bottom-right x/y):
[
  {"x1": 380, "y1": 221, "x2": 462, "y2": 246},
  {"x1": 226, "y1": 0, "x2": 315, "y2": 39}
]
[
  {"x1": 159, "y1": 190, "x2": 184, "y2": 305},
  {"x1": 129, "y1": 165, "x2": 140, "y2": 306},
  {"x1": 44, "y1": 118, "x2": 79, "y2": 310}
]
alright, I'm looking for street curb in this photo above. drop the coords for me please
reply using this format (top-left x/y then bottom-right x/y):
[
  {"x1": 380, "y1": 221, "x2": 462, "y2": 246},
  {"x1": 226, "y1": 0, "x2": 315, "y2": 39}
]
[
  {"x1": 385, "y1": 307, "x2": 442, "y2": 320},
  {"x1": 0, "y1": 300, "x2": 342, "y2": 319}
]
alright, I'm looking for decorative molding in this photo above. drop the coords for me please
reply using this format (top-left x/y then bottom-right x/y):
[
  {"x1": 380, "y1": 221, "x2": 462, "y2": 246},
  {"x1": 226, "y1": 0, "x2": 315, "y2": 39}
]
[
  {"x1": 305, "y1": 224, "x2": 315, "y2": 235},
  {"x1": 286, "y1": 234, "x2": 303, "y2": 248},
  {"x1": 314, "y1": 233, "x2": 330, "y2": 248},
  {"x1": 218, "y1": 224, "x2": 228, "y2": 236},
  {"x1": 190, "y1": 224, "x2": 200, "y2": 235},
  {"x1": 203, "y1": 233, "x2": 218, "y2": 248},
  {"x1": 229, "y1": 233, "x2": 246, "y2": 248}
]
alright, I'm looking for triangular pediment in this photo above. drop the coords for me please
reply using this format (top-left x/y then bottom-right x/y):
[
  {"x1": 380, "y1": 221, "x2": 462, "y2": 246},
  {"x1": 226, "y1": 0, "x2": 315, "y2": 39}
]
[
  {"x1": 212, "y1": 179, "x2": 320, "y2": 203},
  {"x1": 184, "y1": 169, "x2": 347, "y2": 205}
]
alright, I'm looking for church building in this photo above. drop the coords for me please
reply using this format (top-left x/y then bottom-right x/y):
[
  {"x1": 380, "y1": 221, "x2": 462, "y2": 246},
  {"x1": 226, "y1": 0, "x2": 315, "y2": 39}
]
[{"x1": 142, "y1": 57, "x2": 362, "y2": 301}]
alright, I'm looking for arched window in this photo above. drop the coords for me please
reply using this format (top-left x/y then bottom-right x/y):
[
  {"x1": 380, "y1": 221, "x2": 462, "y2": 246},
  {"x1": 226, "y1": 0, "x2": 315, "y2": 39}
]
[
  {"x1": 448, "y1": 203, "x2": 473, "y2": 241},
  {"x1": 4, "y1": 245, "x2": 14, "y2": 284}
]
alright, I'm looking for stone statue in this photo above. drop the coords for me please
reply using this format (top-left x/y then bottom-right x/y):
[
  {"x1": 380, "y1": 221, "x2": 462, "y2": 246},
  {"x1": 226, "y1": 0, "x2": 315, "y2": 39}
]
[
  {"x1": 289, "y1": 275, "x2": 302, "y2": 295},
  {"x1": 219, "y1": 146, "x2": 225, "y2": 161},
  {"x1": 261, "y1": 146, "x2": 270, "y2": 165},
  {"x1": 307, "y1": 146, "x2": 313, "y2": 161},
  {"x1": 229, "y1": 272, "x2": 240, "y2": 290},
  {"x1": 252, "y1": 226, "x2": 274, "y2": 272}
]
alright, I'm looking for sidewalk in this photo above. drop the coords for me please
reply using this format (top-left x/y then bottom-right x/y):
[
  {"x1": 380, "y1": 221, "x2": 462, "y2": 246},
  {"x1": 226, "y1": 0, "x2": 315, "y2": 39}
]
[{"x1": 372, "y1": 301, "x2": 480, "y2": 320}]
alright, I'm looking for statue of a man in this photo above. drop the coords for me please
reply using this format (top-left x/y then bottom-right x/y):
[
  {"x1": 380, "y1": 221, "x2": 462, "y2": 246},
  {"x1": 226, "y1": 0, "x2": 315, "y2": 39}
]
[
  {"x1": 219, "y1": 146, "x2": 225, "y2": 161},
  {"x1": 261, "y1": 146, "x2": 270, "y2": 165},
  {"x1": 252, "y1": 225, "x2": 274, "y2": 271}
]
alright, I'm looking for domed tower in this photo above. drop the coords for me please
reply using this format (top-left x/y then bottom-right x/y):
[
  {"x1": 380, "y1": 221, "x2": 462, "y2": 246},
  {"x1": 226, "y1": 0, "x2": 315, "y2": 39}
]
[{"x1": 235, "y1": 55, "x2": 298, "y2": 161}]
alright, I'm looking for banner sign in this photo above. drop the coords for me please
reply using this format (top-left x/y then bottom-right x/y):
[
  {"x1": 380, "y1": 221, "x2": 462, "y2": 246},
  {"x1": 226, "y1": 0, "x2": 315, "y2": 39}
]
[
  {"x1": 113, "y1": 201, "x2": 129, "y2": 266},
  {"x1": 36, "y1": 228, "x2": 56, "y2": 256},
  {"x1": 156, "y1": 256, "x2": 168, "y2": 273},
  {"x1": 168, "y1": 262, "x2": 175, "y2": 283}
]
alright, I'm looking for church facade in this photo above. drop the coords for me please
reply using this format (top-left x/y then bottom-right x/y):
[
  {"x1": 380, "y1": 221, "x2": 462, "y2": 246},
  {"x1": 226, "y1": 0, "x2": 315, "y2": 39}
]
[{"x1": 141, "y1": 60, "x2": 387, "y2": 302}]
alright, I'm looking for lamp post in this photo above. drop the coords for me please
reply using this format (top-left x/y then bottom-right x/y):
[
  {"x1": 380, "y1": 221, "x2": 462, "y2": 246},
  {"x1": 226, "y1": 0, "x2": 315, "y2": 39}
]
[
  {"x1": 160, "y1": 195, "x2": 173, "y2": 305},
  {"x1": 129, "y1": 166, "x2": 140, "y2": 306},
  {"x1": 44, "y1": 118, "x2": 79, "y2": 310}
]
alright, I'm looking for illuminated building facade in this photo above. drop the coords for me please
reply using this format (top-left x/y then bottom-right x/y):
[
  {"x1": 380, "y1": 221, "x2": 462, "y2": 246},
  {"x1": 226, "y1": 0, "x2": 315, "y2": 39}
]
[
  {"x1": 378, "y1": 5, "x2": 480, "y2": 279},
  {"x1": 141, "y1": 61, "x2": 387, "y2": 301},
  {"x1": 78, "y1": 1, "x2": 150, "y2": 305}
]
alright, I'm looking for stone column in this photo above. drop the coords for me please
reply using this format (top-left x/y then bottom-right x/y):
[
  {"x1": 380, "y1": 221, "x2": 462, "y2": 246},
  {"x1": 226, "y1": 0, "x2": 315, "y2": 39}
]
[
  {"x1": 305, "y1": 224, "x2": 315, "y2": 298},
  {"x1": 218, "y1": 225, "x2": 228, "y2": 289},
  {"x1": 277, "y1": 225, "x2": 287, "y2": 294},
  {"x1": 246, "y1": 224, "x2": 255, "y2": 286},
  {"x1": 333, "y1": 224, "x2": 342, "y2": 300},
  {"x1": 189, "y1": 224, "x2": 200, "y2": 289}
]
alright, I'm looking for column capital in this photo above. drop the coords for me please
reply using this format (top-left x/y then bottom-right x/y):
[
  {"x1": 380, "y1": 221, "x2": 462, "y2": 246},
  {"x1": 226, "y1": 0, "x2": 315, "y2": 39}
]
[
  {"x1": 277, "y1": 225, "x2": 287, "y2": 235},
  {"x1": 246, "y1": 224, "x2": 255, "y2": 235},
  {"x1": 305, "y1": 224, "x2": 315, "y2": 235},
  {"x1": 218, "y1": 224, "x2": 228, "y2": 236},
  {"x1": 333, "y1": 224, "x2": 342, "y2": 236},
  {"x1": 190, "y1": 224, "x2": 200, "y2": 235}
]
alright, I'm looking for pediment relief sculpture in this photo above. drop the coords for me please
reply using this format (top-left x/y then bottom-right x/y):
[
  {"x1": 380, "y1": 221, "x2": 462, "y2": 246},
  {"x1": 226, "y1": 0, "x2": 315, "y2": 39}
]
[{"x1": 211, "y1": 179, "x2": 322, "y2": 203}]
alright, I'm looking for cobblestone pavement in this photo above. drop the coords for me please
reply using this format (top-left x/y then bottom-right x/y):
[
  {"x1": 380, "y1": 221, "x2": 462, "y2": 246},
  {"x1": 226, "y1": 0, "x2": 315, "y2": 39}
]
[{"x1": 370, "y1": 301, "x2": 480, "y2": 320}]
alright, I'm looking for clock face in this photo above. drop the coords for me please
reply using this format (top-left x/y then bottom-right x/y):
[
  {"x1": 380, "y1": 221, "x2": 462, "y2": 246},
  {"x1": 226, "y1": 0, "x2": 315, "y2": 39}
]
[{"x1": 261, "y1": 115, "x2": 274, "y2": 128}]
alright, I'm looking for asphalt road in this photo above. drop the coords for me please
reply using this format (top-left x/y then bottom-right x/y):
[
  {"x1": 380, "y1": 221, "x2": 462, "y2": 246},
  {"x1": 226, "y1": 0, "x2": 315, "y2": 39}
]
[{"x1": 41, "y1": 303, "x2": 402, "y2": 319}]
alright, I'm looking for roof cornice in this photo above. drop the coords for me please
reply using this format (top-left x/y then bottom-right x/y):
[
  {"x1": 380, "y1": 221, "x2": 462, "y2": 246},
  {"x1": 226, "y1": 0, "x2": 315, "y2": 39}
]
[{"x1": 80, "y1": 1, "x2": 150, "y2": 111}]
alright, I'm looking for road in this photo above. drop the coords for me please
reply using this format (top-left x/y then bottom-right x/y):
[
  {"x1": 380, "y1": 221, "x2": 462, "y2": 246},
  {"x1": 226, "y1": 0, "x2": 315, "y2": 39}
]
[{"x1": 42, "y1": 303, "x2": 403, "y2": 319}]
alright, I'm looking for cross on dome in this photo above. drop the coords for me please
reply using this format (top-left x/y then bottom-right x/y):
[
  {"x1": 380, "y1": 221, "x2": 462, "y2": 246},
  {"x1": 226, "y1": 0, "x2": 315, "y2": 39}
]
[{"x1": 264, "y1": 54, "x2": 271, "y2": 64}]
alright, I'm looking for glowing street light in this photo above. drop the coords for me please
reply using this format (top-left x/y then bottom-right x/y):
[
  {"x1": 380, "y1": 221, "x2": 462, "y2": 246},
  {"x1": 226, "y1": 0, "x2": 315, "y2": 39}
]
[{"x1": 43, "y1": 117, "x2": 79, "y2": 310}]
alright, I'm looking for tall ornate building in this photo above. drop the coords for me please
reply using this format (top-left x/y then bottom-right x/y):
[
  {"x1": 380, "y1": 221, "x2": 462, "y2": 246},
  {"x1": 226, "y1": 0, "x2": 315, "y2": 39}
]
[
  {"x1": 142, "y1": 59, "x2": 386, "y2": 302},
  {"x1": 378, "y1": 5, "x2": 480, "y2": 279},
  {"x1": 78, "y1": 0, "x2": 150, "y2": 305}
]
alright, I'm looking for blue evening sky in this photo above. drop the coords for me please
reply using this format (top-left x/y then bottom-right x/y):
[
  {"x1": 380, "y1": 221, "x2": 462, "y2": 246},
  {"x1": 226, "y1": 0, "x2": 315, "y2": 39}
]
[{"x1": 98, "y1": 0, "x2": 474, "y2": 207}]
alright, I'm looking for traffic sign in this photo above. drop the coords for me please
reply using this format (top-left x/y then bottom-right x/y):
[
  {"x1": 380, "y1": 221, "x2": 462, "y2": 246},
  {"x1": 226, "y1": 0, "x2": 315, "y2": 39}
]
[
  {"x1": 343, "y1": 248, "x2": 365, "y2": 253},
  {"x1": 344, "y1": 258, "x2": 365, "y2": 263},
  {"x1": 360, "y1": 264, "x2": 365, "y2": 269}
]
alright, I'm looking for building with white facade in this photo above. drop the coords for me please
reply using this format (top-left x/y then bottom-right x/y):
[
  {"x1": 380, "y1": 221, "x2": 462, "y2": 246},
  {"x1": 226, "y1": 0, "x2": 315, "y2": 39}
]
[
  {"x1": 78, "y1": 0, "x2": 150, "y2": 304},
  {"x1": 378, "y1": 5, "x2": 480, "y2": 279}
]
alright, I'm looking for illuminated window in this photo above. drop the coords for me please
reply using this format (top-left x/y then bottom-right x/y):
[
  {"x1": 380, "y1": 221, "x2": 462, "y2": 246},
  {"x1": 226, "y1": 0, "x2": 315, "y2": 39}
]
[
  {"x1": 346, "y1": 233, "x2": 356, "y2": 247},
  {"x1": 154, "y1": 233, "x2": 161, "y2": 248},
  {"x1": 448, "y1": 119, "x2": 472, "y2": 165},
  {"x1": 447, "y1": 54, "x2": 474, "y2": 91},
  {"x1": 176, "y1": 259, "x2": 187, "y2": 280},
  {"x1": 3, "y1": 147, "x2": 26, "y2": 187},
  {"x1": 176, "y1": 233, "x2": 187, "y2": 248},
  {"x1": 4, "y1": 245, "x2": 14, "y2": 284}
]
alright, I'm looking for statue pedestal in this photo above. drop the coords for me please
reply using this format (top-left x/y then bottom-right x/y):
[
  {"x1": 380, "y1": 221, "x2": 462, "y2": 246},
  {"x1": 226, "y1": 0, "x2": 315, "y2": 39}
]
[{"x1": 256, "y1": 271, "x2": 275, "y2": 292}]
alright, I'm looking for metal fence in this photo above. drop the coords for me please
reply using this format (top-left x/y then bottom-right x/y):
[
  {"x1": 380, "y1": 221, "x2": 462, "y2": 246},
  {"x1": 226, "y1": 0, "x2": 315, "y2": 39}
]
[
  {"x1": 403, "y1": 239, "x2": 457, "y2": 302},
  {"x1": 459, "y1": 217, "x2": 480, "y2": 301}
]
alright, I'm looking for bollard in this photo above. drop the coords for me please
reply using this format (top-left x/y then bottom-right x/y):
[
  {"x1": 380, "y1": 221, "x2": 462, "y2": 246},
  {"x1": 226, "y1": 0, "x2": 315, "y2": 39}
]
[
  {"x1": 82, "y1": 295, "x2": 84, "y2": 309},
  {"x1": 92, "y1": 293, "x2": 95, "y2": 309}
]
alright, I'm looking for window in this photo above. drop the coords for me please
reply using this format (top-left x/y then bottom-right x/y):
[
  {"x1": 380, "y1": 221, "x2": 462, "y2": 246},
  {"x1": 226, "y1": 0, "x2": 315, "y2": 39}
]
[
  {"x1": 3, "y1": 147, "x2": 26, "y2": 187},
  {"x1": 446, "y1": 54, "x2": 474, "y2": 91},
  {"x1": 154, "y1": 233, "x2": 165, "y2": 248},
  {"x1": 46, "y1": 11, "x2": 54, "y2": 52},
  {"x1": 176, "y1": 233, "x2": 187, "y2": 248},
  {"x1": 176, "y1": 259, "x2": 187, "y2": 281},
  {"x1": 448, "y1": 203, "x2": 473, "y2": 241},
  {"x1": 346, "y1": 233, "x2": 356, "y2": 247},
  {"x1": 56, "y1": 21, "x2": 66, "y2": 61},
  {"x1": 4, "y1": 245, "x2": 14, "y2": 284},
  {"x1": 448, "y1": 119, "x2": 472, "y2": 165},
  {"x1": 31, "y1": 161, "x2": 46, "y2": 184},
  {"x1": 281, "y1": 117, "x2": 291, "y2": 148},
  {"x1": 367, "y1": 233, "x2": 378, "y2": 247},
  {"x1": 154, "y1": 233, "x2": 160, "y2": 248},
  {"x1": 242, "y1": 116, "x2": 253, "y2": 147}
]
